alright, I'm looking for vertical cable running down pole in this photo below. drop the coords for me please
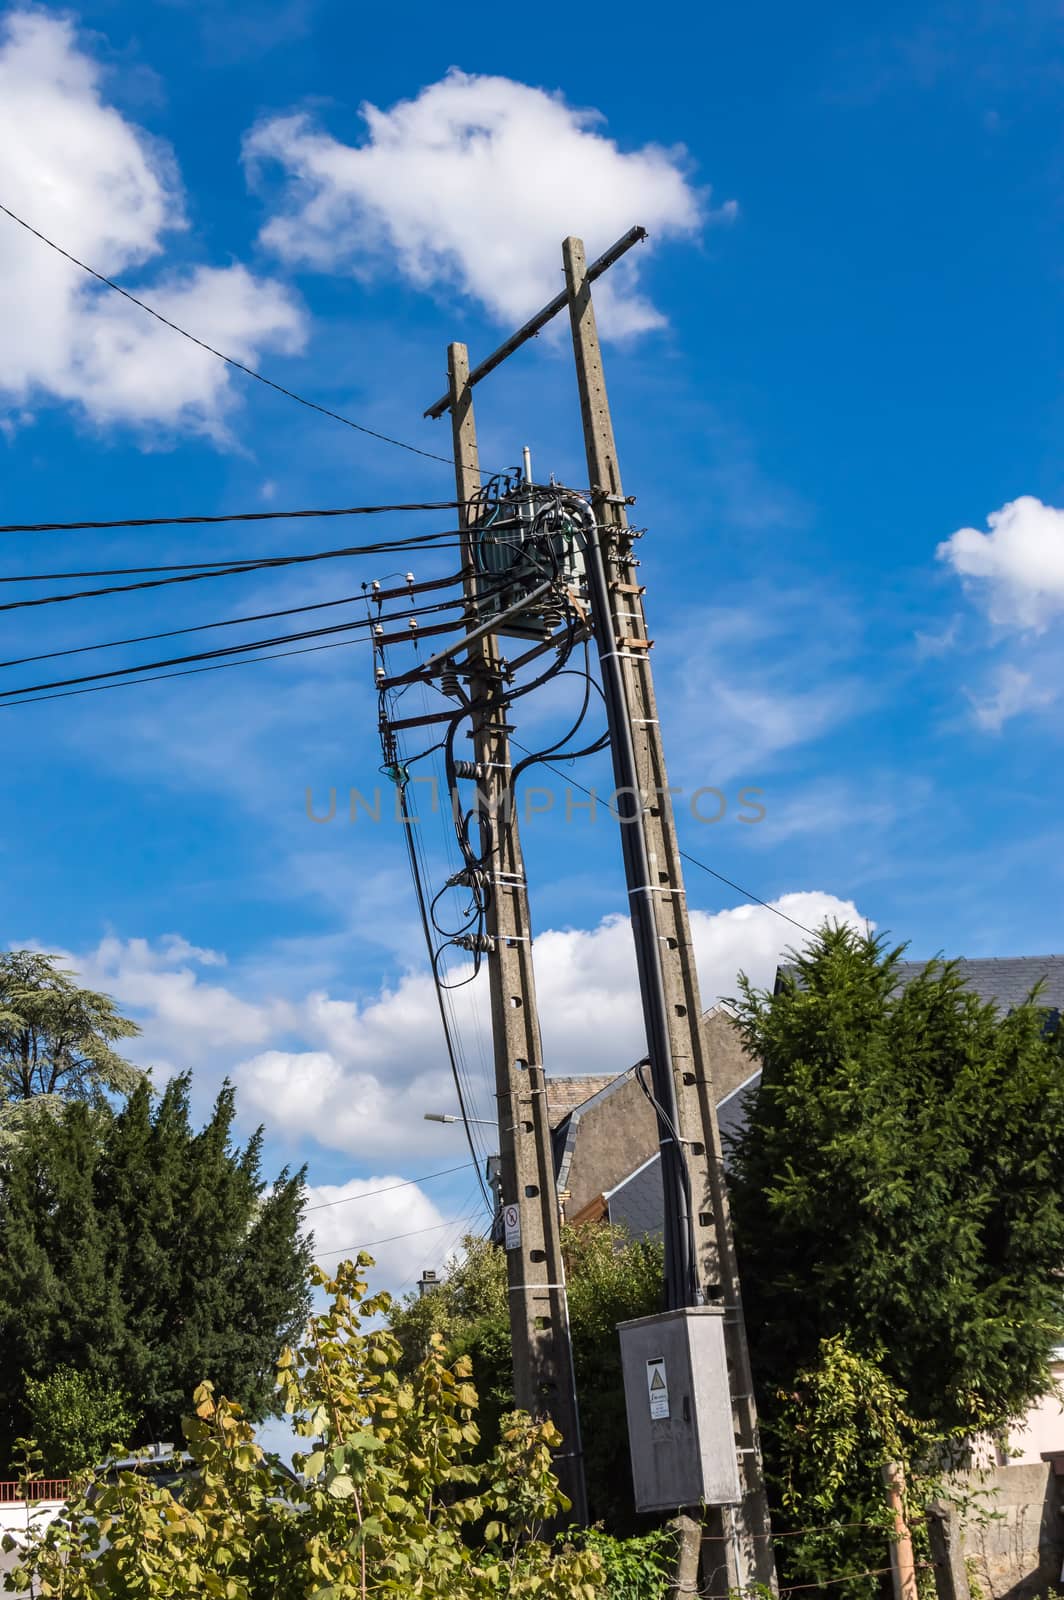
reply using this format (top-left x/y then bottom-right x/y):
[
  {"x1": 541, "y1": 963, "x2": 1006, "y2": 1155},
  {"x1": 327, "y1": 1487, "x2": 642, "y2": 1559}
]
[
  {"x1": 562, "y1": 237, "x2": 776, "y2": 1592},
  {"x1": 446, "y1": 345, "x2": 587, "y2": 1524}
]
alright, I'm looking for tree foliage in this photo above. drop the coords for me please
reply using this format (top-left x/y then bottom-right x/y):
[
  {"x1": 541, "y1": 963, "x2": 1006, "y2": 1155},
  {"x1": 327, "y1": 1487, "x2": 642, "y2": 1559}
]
[
  {"x1": 0, "y1": 951, "x2": 143, "y2": 1119},
  {"x1": 727, "y1": 926, "x2": 1064, "y2": 1585},
  {"x1": 387, "y1": 1223, "x2": 664, "y2": 1530},
  {"x1": 23, "y1": 1366, "x2": 137, "y2": 1476},
  {"x1": 0, "y1": 1074, "x2": 312, "y2": 1469},
  {"x1": 4, "y1": 1257, "x2": 606, "y2": 1599}
]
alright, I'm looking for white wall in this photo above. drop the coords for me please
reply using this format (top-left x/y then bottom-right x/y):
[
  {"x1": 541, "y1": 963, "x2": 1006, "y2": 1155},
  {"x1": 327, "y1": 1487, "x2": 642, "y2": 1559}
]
[{"x1": 1005, "y1": 1354, "x2": 1064, "y2": 1467}]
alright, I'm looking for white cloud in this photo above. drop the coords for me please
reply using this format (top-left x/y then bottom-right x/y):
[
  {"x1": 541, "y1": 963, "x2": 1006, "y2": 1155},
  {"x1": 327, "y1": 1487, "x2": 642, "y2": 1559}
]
[
  {"x1": 0, "y1": 10, "x2": 304, "y2": 437},
  {"x1": 244, "y1": 70, "x2": 713, "y2": 336},
  {"x1": 56, "y1": 935, "x2": 295, "y2": 1062},
  {"x1": 937, "y1": 496, "x2": 1064, "y2": 630},
  {"x1": 35, "y1": 895, "x2": 864, "y2": 1174},
  {"x1": 660, "y1": 601, "x2": 863, "y2": 785},
  {"x1": 969, "y1": 664, "x2": 1054, "y2": 731},
  {"x1": 304, "y1": 1176, "x2": 456, "y2": 1287},
  {"x1": 232, "y1": 892, "x2": 865, "y2": 1163}
]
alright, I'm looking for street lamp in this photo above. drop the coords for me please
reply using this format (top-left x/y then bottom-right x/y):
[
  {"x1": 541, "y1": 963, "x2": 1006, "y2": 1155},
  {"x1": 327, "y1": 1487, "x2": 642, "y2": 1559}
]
[{"x1": 423, "y1": 1112, "x2": 496, "y2": 1126}]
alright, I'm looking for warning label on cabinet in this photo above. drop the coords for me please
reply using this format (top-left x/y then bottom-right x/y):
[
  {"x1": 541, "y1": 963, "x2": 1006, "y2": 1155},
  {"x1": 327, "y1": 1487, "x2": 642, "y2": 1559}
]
[{"x1": 646, "y1": 1356, "x2": 670, "y2": 1420}]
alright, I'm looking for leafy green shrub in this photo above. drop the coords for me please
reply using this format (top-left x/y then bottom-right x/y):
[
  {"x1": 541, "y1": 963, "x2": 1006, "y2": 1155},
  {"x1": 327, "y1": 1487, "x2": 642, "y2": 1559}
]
[
  {"x1": 23, "y1": 1365, "x2": 137, "y2": 1475},
  {"x1": 388, "y1": 1222, "x2": 664, "y2": 1529},
  {"x1": 4, "y1": 1255, "x2": 606, "y2": 1598},
  {"x1": 574, "y1": 1526, "x2": 676, "y2": 1598}
]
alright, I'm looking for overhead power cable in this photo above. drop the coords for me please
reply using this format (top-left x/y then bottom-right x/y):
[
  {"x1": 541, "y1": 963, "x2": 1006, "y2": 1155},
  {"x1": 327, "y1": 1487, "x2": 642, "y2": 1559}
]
[
  {"x1": 0, "y1": 594, "x2": 471, "y2": 700},
  {"x1": 4, "y1": 528, "x2": 465, "y2": 583},
  {"x1": 0, "y1": 633, "x2": 370, "y2": 709},
  {"x1": 305, "y1": 1161, "x2": 475, "y2": 1213},
  {"x1": 314, "y1": 1214, "x2": 484, "y2": 1258},
  {"x1": 0, "y1": 533, "x2": 464, "y2": 613},
  {"x1": 0, "y1": 200, "x2": 455, "y2": 468},
  {"x1": 510, "y1": 740, "x2": 816, "y2": 938},
  {"x1": 0, "y1": 501, "x2": 463, "y2": 536},
  {"x1": 0, "y1": 571, "x2": 467, "y2": 671}
]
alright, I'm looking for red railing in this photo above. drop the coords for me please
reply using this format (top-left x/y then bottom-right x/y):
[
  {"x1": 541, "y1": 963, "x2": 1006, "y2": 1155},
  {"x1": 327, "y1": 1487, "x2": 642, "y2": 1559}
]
[{"x1": 0, "y1": 1480, "x2": 72, "y2": 1504}]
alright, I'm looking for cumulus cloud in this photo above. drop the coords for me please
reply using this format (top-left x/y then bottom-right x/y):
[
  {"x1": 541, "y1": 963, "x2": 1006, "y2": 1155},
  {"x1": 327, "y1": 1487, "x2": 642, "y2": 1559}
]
[
  {"x1": 937, "y1": 496, "x2": 1064, "y2": 630},
  {"x1": 244, "y1": 70, "x2": 713, "y2": 335},
  {"x1": 37, "y1": 895, "x2": 864, "y2": 1173},
  {"x1": 53, "y1": 935, "x2": 296, "y2": 1063},
  {"x1": 304, "y1": 1176, "x2": 457, "y2": 1287},
  {"x1": 232, "y1": 892, "x2": 865, "y2": 1164},
  {"x1": 0, "y1": 10, "x2": 304, "y2": 437}
]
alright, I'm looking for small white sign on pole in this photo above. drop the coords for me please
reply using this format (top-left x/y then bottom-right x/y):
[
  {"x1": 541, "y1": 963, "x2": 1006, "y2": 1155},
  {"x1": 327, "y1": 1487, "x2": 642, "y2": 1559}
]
[
  {"x1": 502, "y1": 1203, "x2": 521, "y2": 1251},
  {"x1": 646, "y1": 1355, "x2": 670, "y2": 1420}
]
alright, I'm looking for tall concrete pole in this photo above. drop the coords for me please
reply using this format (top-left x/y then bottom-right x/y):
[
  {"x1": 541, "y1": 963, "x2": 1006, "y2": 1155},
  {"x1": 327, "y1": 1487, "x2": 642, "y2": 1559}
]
[
  {"x1": 446, "y1": 344, "x2": 587, "y2": 1523},
  {"x1": 562, "y1": 241, "x2": 774, "y2": 1590}
]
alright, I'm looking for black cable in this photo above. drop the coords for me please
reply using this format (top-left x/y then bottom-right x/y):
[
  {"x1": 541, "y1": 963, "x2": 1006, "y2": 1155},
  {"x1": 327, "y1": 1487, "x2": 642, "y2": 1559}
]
[
  {"x1": 0, "y1": 535, "x2": 466, "y2": 612},
  {"x1": 634, "y1": 1057, "x2": 699, "y2": 1303},
  {"x1": 314, "y1": 1216, "x2": 478, "y2": 1258},
  {"x1": 0, "y1": 501, "x2": 463, "y2": 536},
  {"x1": 304, "y1": 1161, "x2": 474, "y2": 1212},
  {"x1": 3, "y1": 528, "x2": 467, "y2": 583},
  {"x1": 394, "y1": 771, "x2": 493, "y2": 1213},
  {"x1": 0, "y1": 632, "x2": 369, "y2": 709},
  {"x1": 0, "y1": 200, "x2": 455, "y2": 468},
  {"x1": 578, "y1": 507, "x2": 695, "y2": 1311},
  {"x1": 0, "y1": 594, "x2": 473, "y2": 700},
  {"x1": 0, "y1": 570, "x2": 469, "y2": 670},
  {"x1": 509, "y1": 739, "x2": 816, "y2": 937}
]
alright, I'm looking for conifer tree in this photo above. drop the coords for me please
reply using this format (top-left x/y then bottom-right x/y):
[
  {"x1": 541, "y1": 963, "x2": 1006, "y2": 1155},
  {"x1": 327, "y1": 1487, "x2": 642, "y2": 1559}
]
[
  {"x1": 727, "y1": 926, "x2": 1064, "y2": 1584},
  {"x1": 0, "y1": 1076, "x2": 312, "y2": 1469}
]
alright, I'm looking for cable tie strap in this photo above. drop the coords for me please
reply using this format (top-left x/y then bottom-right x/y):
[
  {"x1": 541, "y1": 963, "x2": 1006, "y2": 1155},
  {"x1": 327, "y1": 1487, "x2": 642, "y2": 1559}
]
[{"x1": 628, "y1": 884, "x2": 686, "y2": 896}]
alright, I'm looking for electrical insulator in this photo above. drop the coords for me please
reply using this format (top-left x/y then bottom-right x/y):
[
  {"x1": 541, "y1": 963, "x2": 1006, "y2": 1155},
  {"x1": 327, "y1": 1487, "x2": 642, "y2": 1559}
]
[
  {"x1": 371, "y1": 579, "x2": 381, "y2": 593},
  {"x1": 408, "y1": 619, "x2": 418, "y2": 631},
  {"x1": 454, "y1": 933, "x2": 495, "y2": 954},
  {"x1": 374, "y1": 624, "x2": 384, "y2": 638},
  {"x1": 405, "y1": 572, "x2": 414, "y2": 585},
  {"x1": 452, "y1": 760, "x2": 484, "y2": 780},
  {"x1": 440, "y1": 666, "x2": 462, "y2": 700}
]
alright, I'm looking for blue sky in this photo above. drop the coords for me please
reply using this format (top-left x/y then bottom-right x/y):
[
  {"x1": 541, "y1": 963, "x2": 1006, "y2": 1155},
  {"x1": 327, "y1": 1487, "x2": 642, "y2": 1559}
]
[{"x1": 1, "y1": 0, "x2": 1063, "y2": 1294}]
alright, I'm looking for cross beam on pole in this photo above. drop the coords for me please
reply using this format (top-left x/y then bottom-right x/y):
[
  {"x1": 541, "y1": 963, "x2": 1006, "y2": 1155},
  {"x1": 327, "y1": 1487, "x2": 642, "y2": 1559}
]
[{"x1": 424, "y1": 227, "x2": 647, "y2": 420}]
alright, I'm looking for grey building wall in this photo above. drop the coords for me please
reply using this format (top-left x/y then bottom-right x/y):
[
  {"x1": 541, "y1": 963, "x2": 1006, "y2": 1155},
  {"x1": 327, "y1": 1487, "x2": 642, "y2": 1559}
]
[
  {"x1": 961, "y1": 1462, "x2": 1064, "y2": 1600},
  {"x1": 549, "y1": 1006, "x2": 757, "y2": 1221}
]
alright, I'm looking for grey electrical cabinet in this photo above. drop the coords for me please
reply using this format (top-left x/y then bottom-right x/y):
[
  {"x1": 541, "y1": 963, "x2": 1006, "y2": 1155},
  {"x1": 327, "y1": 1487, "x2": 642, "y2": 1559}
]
[{"x1": 617, "y1": 1306, "x2": 741, "y2": 1513}]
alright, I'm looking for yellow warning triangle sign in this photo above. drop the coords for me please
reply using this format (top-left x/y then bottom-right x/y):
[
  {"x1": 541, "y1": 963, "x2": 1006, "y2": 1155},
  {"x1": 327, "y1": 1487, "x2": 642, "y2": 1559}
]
[{"x1": 649, "y1": 1369, "x2": 666, "y2": 1391}]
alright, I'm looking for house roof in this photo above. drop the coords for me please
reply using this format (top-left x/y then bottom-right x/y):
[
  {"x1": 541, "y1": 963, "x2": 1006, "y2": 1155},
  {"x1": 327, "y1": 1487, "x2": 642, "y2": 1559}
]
[
  {"x1": 738, "y1": 954, "x2": 1064, "y2": 1158},
  {"x1": 778, "y1": 954, "x2": 1064, "y2": 1012},
  {"x1": 605, "y1": 1153, "x2": 664, "y2": 1240}
]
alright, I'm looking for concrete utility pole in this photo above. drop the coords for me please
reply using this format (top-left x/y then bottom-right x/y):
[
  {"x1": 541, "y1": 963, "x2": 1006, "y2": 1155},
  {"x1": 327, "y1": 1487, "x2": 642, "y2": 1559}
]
[
  {"x1": 445, "y1": 344, "x2": 587, "y2": 1524},
  {"x1": 563, "y1": 236, "x2": 775, "y2": 1593}
]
